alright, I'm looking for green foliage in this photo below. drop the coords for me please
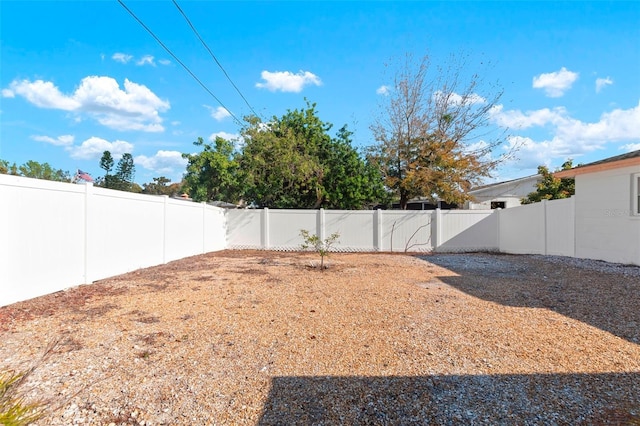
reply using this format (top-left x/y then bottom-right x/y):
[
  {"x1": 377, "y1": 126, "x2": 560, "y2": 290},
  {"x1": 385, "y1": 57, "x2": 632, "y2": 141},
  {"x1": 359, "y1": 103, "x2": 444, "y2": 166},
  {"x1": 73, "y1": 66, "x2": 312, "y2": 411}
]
[
  {"x1": 240, "y1": 101, "x2": 386, "y2": 209},
  {"x1": 99, "y1": 152, "x2": 136, "y2": 192},
  {"x1": 182, "y1": 137, "x2": 242, "y2": 203},
  {"x1": 0, "y1": 159, "x2": 69, "y2": 182},
  {"x1": 17, "y1": 161, "x2": 70, "y2": 182},
  {"x1": 0, "y1": 369, "x2": 46, "y2": 426},
  {"x1": 142, "y1": 176, "x2": 183, "y2": 196},
  {"x1": 113, "y1": 153, "x2": 136, "y2": 191},
  {"x1": 180, "y1": 101, "x2": 385, "y2": 209},
  {"x1": 521, "y1": 160, "x2": 575, "y2": 204},
  {"x1": 300, "y1": 229, "x2": 340, "y2": 270},
  {"x1": 99, "y1": 151, "x2": 114, "y2": 176},
  {"x1": 370, "y1": 53, "x2": 508, "y2": 209}
]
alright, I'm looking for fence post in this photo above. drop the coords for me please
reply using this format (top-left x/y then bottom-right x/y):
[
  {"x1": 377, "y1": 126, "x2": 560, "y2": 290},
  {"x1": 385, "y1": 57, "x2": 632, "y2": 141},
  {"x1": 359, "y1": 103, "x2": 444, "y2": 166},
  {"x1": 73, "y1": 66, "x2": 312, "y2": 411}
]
[
  {"x1": 202, "y1": 202, "x2": 207, "y2": 254},
  {"x1": 162, "y1": 196, "x2": 168, "y2": 263},
  {"x1": 433, "y1": 208, "x2": 442, "y2": 251},
  {"x1": 317, "y1": 208, "x2": 325, "y2": 241},
  {"x1": 542, "y1": 199, "x2": 548, "y2": 255},
  {"x1": 495, "y1": 208, "x2": 502, "y2": 253},
  {"x1": 374, "y1": 209, "x2": 382, "y2": 251},
  {"x1": 262, "y1": 207, "x2": 270, "y2": 249},
  {"x1": 83, "y1": 182, "x2": 93, "y2": 284}
]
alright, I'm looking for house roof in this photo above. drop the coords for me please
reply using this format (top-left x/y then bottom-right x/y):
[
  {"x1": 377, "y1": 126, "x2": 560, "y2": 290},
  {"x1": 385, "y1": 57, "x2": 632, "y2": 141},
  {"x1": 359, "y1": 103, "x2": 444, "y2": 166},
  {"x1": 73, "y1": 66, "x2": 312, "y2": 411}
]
[
  {"x1": 468, "y1": 174, "x2": 540, "y2": 194},
  {"x1": 555, "y1": 150, "x2": 640, "y2": 178}
]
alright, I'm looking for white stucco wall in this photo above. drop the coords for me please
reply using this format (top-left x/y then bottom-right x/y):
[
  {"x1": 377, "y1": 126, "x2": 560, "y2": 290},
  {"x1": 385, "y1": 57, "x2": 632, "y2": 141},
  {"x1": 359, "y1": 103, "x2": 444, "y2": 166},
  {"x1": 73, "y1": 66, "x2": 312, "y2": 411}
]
[{"x1": 574, "y1": 165, "x2": 640, "y2": 266}]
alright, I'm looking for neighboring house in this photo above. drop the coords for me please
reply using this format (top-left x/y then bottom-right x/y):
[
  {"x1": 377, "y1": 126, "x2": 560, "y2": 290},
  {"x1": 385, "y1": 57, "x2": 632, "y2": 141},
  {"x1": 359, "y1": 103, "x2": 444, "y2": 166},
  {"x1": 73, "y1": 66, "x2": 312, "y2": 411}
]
[
  {"x1": 555, "y1": 150, "x2": 640, "y2": 266},
  {"x1": 464, "y1": 174, "x2": 540, "y2": 210},
  {"x1": 391, "y1": 199, "x2": 459, "y2": 210}
]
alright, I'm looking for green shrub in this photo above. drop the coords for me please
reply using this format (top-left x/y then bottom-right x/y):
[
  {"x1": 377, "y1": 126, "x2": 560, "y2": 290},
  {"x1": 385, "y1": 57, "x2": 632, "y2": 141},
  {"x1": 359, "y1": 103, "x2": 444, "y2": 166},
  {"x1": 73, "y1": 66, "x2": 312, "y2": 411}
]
[{"x1": 300, "y1": 229, "x2": 340, "y2": 270}]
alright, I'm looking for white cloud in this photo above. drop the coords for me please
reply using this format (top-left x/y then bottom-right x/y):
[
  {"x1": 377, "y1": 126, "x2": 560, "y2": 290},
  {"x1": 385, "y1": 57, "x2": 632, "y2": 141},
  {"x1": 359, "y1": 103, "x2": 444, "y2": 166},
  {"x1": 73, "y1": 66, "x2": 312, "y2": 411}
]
[
  {"x1": 5, "y1": 76, "x2": 169, "y2": 132},
  {"x1": 490, "y1": 105, "x2": 568, "y2": 129},
  {"x1": 595, "y1": 77, "x2": 613, "y2": 93},
  {"x1": 503, "y1": 136, "x2": 555, "y2": 169},
  {"x1": 209, "y1": 131, "x2": 244, "y2": 149},
  {"x1": 494, "y1": 101, "x2": 640, "y2": 167},
  {"x1": 206, "y1": 105, "x2": 231, "y2": 121},
  {"x1": 209, "y1": 131, "x2": 240, "y2": 142},
  {"x1": 68, "y1": 136, "x2": 134, "y2": 160},
  {"x1": 31, "y1": 134, "x2": 74, "y2": 147},
  {"x1": 136, "y1": 55, "x2": 156, "y2": 66},
  {"x1": 158, "y1": 59, "x2": 171, "y2": 66},
  {"x1": 255, "y1": 70, "x2": 322, "y2": 93},
  {"x1": 1, "y1": 89, "x2": 15, "y2": 98},
  {"x1": 434, "y1": 91, "x2": 486, "y2": 106},
  {"x1": 620, "y1": 143, "x2": 640, "y2": 152},
  {"x1": 7, "y1": 79, "x2": 80, "y2": 110},
  {"x1": 135, "y1": 150, "x2": 187, "y2": 175},
  {"x1": 532, "y1": 67, "x2": 579, "y2": 98},
  {"x1": 112, "y1": 53, "x2": 133, "y2": 64},
  {"x1": 376, "y1": 85, "x2": 390, "y2": 96}
]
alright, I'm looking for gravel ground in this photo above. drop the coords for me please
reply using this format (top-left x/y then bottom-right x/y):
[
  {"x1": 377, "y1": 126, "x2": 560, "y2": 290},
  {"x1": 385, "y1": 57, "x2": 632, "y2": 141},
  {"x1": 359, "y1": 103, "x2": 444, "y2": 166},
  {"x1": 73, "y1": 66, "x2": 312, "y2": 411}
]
[{"x1": 0, "y1": 251, "x2": 639, "y2": 425}]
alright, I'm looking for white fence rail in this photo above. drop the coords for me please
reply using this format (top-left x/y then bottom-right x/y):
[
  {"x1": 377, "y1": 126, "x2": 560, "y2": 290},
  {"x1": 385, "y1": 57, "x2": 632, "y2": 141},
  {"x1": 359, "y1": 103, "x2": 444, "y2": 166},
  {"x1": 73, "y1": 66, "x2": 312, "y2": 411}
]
[{"x1": 0, "y1": 175, "x2": 226, "y2": 306}]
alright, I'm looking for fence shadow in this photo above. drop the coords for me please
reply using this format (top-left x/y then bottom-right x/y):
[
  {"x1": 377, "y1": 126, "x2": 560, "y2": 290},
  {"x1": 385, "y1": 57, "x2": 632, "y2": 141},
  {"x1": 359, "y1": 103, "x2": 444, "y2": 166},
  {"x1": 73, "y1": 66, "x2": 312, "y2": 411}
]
[
  {"x1": 422, "y1": 253, "x2": 640, "y2": 345},
  {"x1": 257, "y1": 373, "x2": 639, "y2": 424}
]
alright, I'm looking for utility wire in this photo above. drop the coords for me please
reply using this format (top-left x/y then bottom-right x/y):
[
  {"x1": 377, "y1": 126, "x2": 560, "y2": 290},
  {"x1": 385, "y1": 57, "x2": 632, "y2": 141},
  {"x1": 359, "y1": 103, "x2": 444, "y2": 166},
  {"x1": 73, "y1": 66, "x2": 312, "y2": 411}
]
[
  {"x1": 117, "y1": 0, "x2": 243, "y2": 126},
  {"x1": 172, "y1": 0, "x2": 261, "y2": 119}
]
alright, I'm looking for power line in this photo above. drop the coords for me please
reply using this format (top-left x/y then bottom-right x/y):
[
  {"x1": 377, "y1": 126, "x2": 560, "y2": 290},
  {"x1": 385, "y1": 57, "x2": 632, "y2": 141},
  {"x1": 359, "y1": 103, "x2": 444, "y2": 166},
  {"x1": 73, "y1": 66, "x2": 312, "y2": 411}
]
[
  {"x1": 117, "y1": 0, "x2": 243, "y2": 126},
  {"x1": 172, "y1": 0, "x2": 261, "y2": 119}
]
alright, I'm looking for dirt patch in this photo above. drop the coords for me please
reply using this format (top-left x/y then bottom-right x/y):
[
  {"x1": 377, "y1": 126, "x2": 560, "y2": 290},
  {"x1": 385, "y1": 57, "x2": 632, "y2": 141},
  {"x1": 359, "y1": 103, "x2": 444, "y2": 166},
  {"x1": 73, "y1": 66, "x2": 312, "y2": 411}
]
[{"x1": 1, "y1": 250, "x2": 638, "y2": 425}]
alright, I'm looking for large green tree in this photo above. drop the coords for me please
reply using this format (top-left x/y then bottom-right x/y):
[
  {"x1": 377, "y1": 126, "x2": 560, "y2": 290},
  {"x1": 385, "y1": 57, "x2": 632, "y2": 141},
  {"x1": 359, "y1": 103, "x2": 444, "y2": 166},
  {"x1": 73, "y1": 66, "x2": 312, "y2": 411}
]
[
  {"x1": 112, "y1": 153, "x2": 136, "y2": 191},
  {"x1": 370, "y1": 53, "x2": 509, "y2": 209},
  {"x1": 182, "y1": 136, "x2": 242, "y2": 203},
  {"x1": 99, "y1": 151, "x2": 116, "y2": 189},
  {"x1": 521, "y1": 160, "x2": 575, "y2": 204},
  {"x1": 97, "y1": 152, "x2": 136, "y2": 192},
  {"x1": 240, "y1": 102, "x2": 386, "y2": 209}
]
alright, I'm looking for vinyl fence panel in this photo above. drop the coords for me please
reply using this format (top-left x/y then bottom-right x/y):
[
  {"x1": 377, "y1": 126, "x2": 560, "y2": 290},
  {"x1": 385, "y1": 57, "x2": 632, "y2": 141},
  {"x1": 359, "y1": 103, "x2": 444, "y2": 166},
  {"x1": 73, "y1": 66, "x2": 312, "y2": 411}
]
[
  {"x1": 437, "y1": 210, "x2": 498, "y2": 252},
  {"x1": 379, "y1": 210, "x2": 433, "y2": 252},
  {"x1": 499, "y1": 202, "x2": 546, "y2": 255},
  {"x1": 545, "y1": 197, "x2": 575, "y2": 257},
  {"x1": 87, "y1": 186, "x2": 166, "y2": 281},
  {"x1": 324, "y1": 210, "x2": 376, "y2": 251},
  {"x1": 1, "y1": 176, "x2": 227, "y2": 306},
  {"x1": 1, "y1": 176, "x2": 87, "y2": 305}
]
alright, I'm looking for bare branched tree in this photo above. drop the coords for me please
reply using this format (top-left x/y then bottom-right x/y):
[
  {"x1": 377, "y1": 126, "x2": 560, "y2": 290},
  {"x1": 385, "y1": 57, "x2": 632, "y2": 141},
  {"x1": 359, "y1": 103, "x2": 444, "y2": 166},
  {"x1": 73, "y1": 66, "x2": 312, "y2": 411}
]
[{"x1": 370, "y1": 53, "x2": 514, "y2": 209}]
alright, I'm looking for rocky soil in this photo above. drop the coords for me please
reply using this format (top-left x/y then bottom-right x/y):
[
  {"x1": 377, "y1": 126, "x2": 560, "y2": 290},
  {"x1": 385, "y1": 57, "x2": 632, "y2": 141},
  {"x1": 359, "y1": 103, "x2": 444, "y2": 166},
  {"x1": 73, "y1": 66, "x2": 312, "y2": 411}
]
[{"x1": 1, "y1": 251, "x2": 638, "y2": 425}]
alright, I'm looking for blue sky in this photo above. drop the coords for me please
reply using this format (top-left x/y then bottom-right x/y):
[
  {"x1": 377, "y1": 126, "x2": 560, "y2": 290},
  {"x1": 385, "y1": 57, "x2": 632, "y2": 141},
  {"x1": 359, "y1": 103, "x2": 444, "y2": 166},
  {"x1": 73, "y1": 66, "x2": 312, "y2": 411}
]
[{"x1": 1, "y1": 1, "x2": 639, "y2": 185}]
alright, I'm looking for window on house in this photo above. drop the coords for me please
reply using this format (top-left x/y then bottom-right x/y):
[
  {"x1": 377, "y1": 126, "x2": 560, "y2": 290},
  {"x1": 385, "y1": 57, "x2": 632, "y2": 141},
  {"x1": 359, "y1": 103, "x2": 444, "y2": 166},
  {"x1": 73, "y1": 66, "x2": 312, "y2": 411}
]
[{"x1": 491, "y1": 201, "x2": 506, "y2": 209}]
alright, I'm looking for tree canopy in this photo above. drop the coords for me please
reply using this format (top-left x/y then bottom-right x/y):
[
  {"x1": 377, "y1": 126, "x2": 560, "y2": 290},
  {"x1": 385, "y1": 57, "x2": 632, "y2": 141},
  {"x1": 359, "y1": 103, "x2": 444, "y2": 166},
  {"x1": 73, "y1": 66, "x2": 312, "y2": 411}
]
[
  {"x1": 182, "y1": 136, "x2": 241, "y2": 203},
  {"x1": 369, "y1": 53, "x2": 510, "y2": 209},
  {"x1": 142, "y1": 176, "x2": 183, "y2": 197},
  {"x1": 183, "y1": 102, "x2": 387, "y2": 209},
  {"x1": 0, "y1": 159, "x2": 70, "y2": 182},
  {"x1": 98, "y1": 151, "x2": 136, "y2": 192},
  {"x1": 521, "y1": 160, "x2": 575, "y2": 204}
]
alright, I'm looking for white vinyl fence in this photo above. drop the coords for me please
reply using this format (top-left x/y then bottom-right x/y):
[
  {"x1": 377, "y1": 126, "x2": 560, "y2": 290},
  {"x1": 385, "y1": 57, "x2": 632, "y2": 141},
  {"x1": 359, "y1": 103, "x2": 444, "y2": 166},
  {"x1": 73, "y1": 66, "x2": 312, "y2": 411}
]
[
  {"x1": 498, "y1": 198, "x2": 575, "y2": 257},
  {"x1": 0, "y1": 173, "x2": 598, "y2": 307},
  {"x1": 226, "y1": 208, "x2": 497, "y2": 253},
  {"x1": 0, "y1": 175, "x2": 226, "y2": 306}
]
